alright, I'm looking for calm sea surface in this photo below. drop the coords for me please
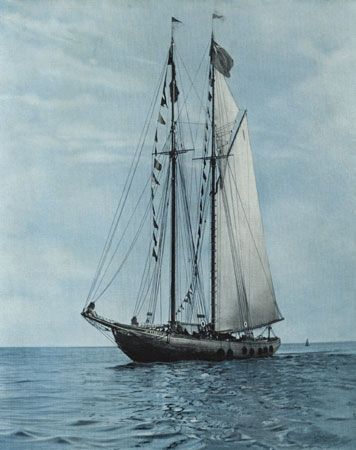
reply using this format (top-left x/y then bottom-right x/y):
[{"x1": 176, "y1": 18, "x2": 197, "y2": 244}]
[{"x1": 0, "y1": 342, "x2": 355, "y2": 449}]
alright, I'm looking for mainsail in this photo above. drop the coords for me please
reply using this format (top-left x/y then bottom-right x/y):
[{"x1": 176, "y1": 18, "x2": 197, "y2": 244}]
[
  {"x1": 214, "y1": 70, "x2": 239, "y2": 149},
  {"x1": 214, "y1": 67, "x2": 282, "y2": 331}
]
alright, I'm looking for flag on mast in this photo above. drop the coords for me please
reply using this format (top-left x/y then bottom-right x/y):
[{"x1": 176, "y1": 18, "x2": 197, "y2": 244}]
[{"x1": 210, "y1": 40, "x2": 234, "y2": 77}]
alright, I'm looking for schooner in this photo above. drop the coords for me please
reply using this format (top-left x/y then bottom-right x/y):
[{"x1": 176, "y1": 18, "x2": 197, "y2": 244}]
[{"x1": 82, "y1": 17, "x2": 284, "y2": 362}]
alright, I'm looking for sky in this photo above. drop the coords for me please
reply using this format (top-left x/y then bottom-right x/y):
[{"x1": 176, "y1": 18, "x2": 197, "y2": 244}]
[{"x1": 0, "y1": 0, "x2": 355, "y2": 346}]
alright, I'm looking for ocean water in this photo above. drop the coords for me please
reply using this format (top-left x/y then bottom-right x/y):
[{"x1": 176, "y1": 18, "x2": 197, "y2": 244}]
[{"x1": 0, "y1": 342, "x2": 355, "y2": 449}]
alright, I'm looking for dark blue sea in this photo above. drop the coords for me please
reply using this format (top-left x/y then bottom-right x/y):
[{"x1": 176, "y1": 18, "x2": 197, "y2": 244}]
[{"x1": 0, "y1": 342, "x2": 355, "y2": 449}]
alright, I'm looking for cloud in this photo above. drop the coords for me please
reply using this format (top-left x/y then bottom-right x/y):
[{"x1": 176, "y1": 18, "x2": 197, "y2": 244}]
[
  {"x1": 0, "y1": 6, "x2": 150, "y2": 97},
  {"x1": 68, "y1": 150, "x2": 129, "y2": 164},
  {"x1": 0, "y1": 93, "x2": 96, "y2": 109}
]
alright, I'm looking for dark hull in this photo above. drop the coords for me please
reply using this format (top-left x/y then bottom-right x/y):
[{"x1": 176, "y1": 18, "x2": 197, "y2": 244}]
[
  {"x1": 82, "y1": 311, "x2": 280, "y2": 362},
  {"x1": 112, "y1": 323, "x2": 280, "y2": 363}
]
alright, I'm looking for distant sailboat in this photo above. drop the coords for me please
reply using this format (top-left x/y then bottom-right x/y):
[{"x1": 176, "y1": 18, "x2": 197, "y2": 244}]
[
  {"x1": 305, "y1": 339, "x2": 310, "y2": 347},
  {"x1": 81, "y1": 17, "x2": 284, "y2": 362}
]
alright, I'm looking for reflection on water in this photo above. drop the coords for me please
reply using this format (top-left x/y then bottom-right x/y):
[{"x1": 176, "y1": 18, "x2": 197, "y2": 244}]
[{"x1": 0, "y1": 343, "x2": 355, "y2": 449}]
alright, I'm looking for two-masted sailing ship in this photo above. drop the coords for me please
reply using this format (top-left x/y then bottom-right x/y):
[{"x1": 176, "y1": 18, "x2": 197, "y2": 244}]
[{"x1": 82, "y1": 17, "x2": 284, "y2": 362}]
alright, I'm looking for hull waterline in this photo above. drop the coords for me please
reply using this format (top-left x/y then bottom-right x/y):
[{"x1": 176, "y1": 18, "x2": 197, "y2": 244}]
[{"x1": 112, "y1": 324, "x2": 280, "y2": 362}]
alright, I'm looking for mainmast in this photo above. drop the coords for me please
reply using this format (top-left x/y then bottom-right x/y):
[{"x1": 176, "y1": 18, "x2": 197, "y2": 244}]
[
  {"x1": 210, "y1": 35, "x2": 217, "y2": 331},
  {"x1": 170, "y1": 24, "x2": 177, "y2": 326}
]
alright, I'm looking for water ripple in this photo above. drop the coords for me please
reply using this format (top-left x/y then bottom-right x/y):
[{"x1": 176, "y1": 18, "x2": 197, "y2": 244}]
[{"x1": 0, "y1": 344, "x2": 355, "y2": 449}]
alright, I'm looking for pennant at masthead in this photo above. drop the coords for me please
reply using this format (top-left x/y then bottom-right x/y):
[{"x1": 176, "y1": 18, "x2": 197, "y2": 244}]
[{"x1": 172, "y1": 17, "x2": 182, "y2": 23}]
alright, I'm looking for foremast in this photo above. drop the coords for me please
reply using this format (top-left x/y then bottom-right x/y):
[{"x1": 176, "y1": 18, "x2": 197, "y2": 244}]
[{"x1": 169, "y1": 20, "x2": 177, "y2": 326}]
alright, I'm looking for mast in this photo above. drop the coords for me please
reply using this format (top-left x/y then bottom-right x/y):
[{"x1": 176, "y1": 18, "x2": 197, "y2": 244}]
[
  {"x1": 210, "y1": 36, "x2": 217, "y2": 331},
  {"x1": 170, "y1": 26, "x2": 177, "y2": 326}
]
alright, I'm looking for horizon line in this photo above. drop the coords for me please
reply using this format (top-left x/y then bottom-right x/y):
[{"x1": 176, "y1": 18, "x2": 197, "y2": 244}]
[{"x1": 1, "y1": 339, "x2": 355, "y2": 348}]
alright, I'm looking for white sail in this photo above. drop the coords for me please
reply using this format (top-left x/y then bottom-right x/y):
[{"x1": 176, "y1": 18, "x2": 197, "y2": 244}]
[
  {"x1": 214, "y1": 70, "x2": 239, "y2": 152},
  {"x1": 215, "y1": 92, "x2": 282, "y2": 332}
]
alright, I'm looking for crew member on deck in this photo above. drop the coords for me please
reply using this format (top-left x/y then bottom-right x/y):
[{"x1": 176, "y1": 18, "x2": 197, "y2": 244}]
[{"x1": 131, "y1": 316, "x2": 138, "y2": 326}]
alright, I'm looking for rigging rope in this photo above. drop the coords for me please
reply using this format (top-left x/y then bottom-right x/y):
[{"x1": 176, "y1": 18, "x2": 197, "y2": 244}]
[
  {"x1": 91, "y1": 175, "x2": 151, "y2": 300},
  {"x1": 93, "y1": 200, "x2": 151, "y2": 302},
  {"x1": 86, "y1": 56, "x2": 169, "y2": 307}
]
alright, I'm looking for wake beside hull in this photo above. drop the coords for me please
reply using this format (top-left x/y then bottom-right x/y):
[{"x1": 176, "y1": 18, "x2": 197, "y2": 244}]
[{"x1": 112, "y1": 323, "x2": 280, "y2": 363}]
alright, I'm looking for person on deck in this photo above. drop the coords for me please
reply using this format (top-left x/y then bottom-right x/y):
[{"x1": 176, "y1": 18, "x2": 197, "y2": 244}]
[{"x1": 131, "y1": 316, "x2": 138, "y2": 326}]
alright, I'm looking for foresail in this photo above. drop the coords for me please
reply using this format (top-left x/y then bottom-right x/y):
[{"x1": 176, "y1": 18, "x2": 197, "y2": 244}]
[{"x1": 216, "y1": 114, "x2": 283, "y2": 332}]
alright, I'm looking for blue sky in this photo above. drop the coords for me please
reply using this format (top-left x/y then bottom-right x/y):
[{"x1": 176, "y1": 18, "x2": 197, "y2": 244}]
[{"x1": 0, "y1": 0, "x2": 355, "y2": 346}]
